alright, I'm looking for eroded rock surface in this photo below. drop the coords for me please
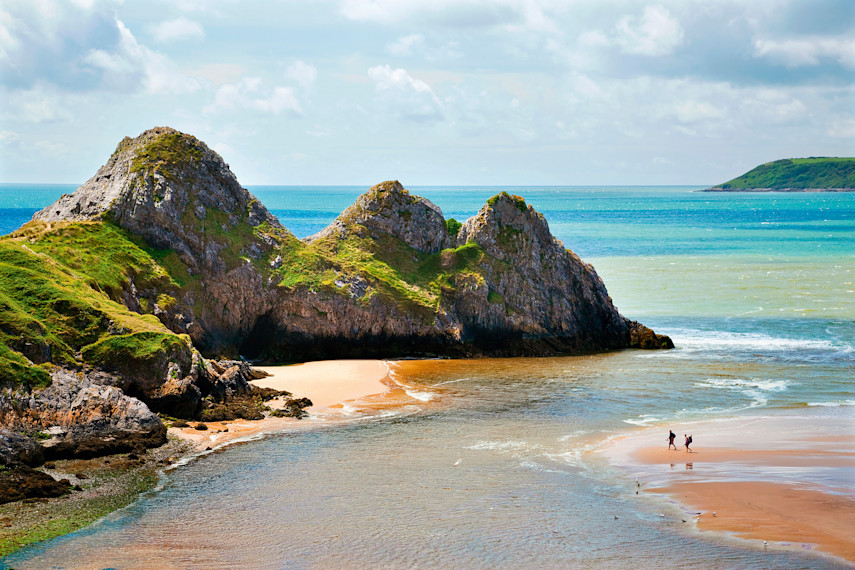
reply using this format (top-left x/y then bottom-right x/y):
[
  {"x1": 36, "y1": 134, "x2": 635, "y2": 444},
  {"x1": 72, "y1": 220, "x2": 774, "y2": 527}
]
[
  {"x1": 310, "y1": 180, "x2": 452, "y2": 253},
  {"x1": 0, "y1": 370, "x2": 166, "y2": 459}
]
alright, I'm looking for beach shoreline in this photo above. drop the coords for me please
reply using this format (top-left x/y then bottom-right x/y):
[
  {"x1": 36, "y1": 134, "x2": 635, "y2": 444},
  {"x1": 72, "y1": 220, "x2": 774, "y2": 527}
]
[
  {"x1": 598, "y1": 410, "x2": 855, "y2": 564},
  {"x1": 1, "y1": 359, "x2": 408, "y2": 559},
  {"x1": 168, "y1": 359, "x2": 397, "y2": 453}
]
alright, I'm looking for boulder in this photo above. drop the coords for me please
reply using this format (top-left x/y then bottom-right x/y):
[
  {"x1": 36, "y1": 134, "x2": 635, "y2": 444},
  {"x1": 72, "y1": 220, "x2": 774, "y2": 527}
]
[
  {"x1": 0, "y1": 429, "x2": 44, "y2": 467},
  {"x1": 1, "y1": 370, "x2": 166, "y2": 459},
  {"x1": 0, "y1": 466, "x2": 71, "y2": 504}
]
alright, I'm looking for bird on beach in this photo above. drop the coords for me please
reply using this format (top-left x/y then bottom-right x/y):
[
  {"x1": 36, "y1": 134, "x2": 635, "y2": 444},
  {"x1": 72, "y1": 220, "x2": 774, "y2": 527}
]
[{"x1": 453, "y1": 458, "x2": 462, "y2": 467}]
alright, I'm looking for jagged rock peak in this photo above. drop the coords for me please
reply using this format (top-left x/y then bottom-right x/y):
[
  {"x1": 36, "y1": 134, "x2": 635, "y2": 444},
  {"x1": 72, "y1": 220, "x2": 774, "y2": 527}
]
[
  {"x1": 33, "y1": 127, "x2": 288, "y2": 272},
  {"x1": 459, "y1": 191, "x2": 562, "y2": 264},
  {"x1": 309, "y1": 180, "x2": 452, "y2": 253},
  {"x1": 34, "y1": 127, "x2": 285, "y2": 248}
]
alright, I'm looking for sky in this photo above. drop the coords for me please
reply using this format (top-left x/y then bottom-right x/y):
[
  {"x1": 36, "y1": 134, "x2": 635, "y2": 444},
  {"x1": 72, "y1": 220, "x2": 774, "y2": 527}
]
[{"x1": 0, "y1": 0, "x2": 853, "y2": 186}]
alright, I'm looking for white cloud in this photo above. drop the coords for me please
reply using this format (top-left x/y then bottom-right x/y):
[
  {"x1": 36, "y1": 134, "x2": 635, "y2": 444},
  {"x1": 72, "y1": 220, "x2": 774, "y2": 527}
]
[
  {"x1": 1, "y1": 84, "x2": 74, "y2": 123},
  {"x1": 674, "y1": 100, "x2": 725, "y2": 123},
  {"x1": 754, "y1": 36, "x2": 855, "y2": 69},
  {"x1": 192, "y1": 63, "x2": 245, "y2": 86},
  {"x1": 387, "y1": 34, "x2": 425, "y2": 57},
  {"x1": 341, "y1": 0, "x2": 554, "y2": 32},
  {"x1": 0, "y1": 7, "x2": 20, "y2": 63},
  {"x1": 571, "y1": 72, "x2": 602, "y2": 99},
  {"x1": 368, "y1": 64, "x2": 443, "y2": 122},
  {"x1": 153, "y1": 17, "x2": 205, "y2": 43},
  {"x1": 204, "y1": 77, "x2": 302, "y2": 115},
  {"x1": 827, "y1": 118, "x2": 855, "y2": 139},
  {"x1": 0, "y1": 130, "x2": 19, "y2": 144},
  {"x1": 616, "y1": 5, "x2": 683, "y2": 57},
  {"x1": 386, "y1": 33, "x2": 462, "y2": 61},
  {"x1": 84, "y1": 19, "x2": 200, "y2": 94},
  {"x1": 286, "y1": 60, "x2": 317, "y2": 89}
]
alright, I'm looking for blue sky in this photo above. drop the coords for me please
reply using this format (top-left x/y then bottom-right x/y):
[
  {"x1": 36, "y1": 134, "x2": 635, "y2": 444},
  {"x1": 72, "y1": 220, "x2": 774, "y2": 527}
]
[{"x1": 1, "y1": 0, "x2": 853, "y2": 185}]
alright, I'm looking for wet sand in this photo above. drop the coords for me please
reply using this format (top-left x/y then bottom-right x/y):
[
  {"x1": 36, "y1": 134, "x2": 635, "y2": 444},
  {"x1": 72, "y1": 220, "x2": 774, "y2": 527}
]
[{"x1": 600, "y1": 411, "x2": 855, "y2": 564}]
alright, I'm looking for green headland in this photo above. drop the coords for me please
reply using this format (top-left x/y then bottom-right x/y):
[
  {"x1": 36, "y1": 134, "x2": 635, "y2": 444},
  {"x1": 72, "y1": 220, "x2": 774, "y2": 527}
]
[{"x1": 706, "y1": 157, "x2": 855, "y2": 192}]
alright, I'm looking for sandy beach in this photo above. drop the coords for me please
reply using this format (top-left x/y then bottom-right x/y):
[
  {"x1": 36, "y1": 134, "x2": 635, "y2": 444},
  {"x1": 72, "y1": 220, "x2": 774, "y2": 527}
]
[
  {"x1": 600, "y1": 411, "x2": 855, "y2": 564},
  {"x1": 168, "y1": 360, "x2": 392, "y2": 451},
  {"x1": 252, "y1": 360, "x2": 391, "y2": 409},
  {"x1": 169, "y1": 359, "x2": 441, "y2": 453}
]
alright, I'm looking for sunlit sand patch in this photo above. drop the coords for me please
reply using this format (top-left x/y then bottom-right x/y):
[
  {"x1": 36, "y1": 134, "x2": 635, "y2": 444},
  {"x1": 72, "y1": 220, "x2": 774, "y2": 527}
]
[{"x1": 599, "y1": 411, "x2": 855, "y2": 564}]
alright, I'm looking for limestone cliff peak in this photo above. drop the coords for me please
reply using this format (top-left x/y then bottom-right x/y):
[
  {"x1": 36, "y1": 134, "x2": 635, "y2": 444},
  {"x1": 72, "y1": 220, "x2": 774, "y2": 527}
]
[
  {"x1": 459, "y1": 191, "x2": 562, "y2": 267},
  {"x1": 34, "y1": 127, "x2": 288, "y2": 271},
  {"x1": 309, "y1": 180, "x2": 451, "y2": 253}
]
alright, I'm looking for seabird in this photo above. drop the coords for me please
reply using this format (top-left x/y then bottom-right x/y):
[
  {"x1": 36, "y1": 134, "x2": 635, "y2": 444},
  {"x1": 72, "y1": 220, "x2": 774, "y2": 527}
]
[{"x1": 453, "y1": 458, "x2": 462, "y2": 467}]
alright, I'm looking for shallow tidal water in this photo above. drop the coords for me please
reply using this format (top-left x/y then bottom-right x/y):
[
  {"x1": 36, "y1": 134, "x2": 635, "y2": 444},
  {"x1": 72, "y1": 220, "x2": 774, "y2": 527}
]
[{"x1": 1, "y1": 185, "x2": 852, "y2": 568}]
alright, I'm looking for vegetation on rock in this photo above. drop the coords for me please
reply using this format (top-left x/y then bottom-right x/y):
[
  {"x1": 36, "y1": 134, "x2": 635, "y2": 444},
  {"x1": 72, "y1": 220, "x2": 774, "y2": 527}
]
[{"x1": 708, "y1": 157, "x2": 855, "y2": 191}]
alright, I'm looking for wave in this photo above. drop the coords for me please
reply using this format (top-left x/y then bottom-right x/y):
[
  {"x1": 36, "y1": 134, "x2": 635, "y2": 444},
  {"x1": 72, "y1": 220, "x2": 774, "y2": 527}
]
[
  {"x1": 806, "y1": 399, "x2": 855, "y2": 407},
  {"x1": 466, "y1": 440, "x2": 534, "y2": 453},
  {"x1": 640, "y1": 328, "x2": 852, "y2": 363},
  {"x1": 404, "y1": 389, "x2": 435, "y2": 402},
  {"x1": 385, "y1": 362, "x2": 440, "y2": 402},
  {"x1": 694, "y1": 377, "x2": 791, "y2": 392}
]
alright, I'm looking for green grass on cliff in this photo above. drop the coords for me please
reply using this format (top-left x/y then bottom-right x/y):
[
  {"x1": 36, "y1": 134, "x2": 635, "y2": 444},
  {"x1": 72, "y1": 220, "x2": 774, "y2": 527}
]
[
  {"x1": 272, "y1": 228, "x2": 504, "y2": 319},
  {"x1": 0, "y1": 223, "x2": 185, "y2": 390},
  {"x1": 15, "y1": 221, "x2": 177, "y2": 302},
  {"x1": 716, "y1": 157, "x2": 855, "y2": 190},
  {"x1": 81, "y1": 331, "x2": 191, "y2": 379},
  {"x1": 130, "y1": 132, "x2": 203, "y2": 181}
]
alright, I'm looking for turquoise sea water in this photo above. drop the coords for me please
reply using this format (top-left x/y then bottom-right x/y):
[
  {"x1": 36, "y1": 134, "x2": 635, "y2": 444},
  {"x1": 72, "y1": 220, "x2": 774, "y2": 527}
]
[{"x1": 1, "y1": 184, "x2": 853, "y2": 568}]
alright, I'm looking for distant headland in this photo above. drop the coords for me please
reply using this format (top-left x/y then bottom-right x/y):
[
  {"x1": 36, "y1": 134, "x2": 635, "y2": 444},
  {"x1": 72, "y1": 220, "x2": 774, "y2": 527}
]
[{"x1": 704, "y1": 157, "x2": 855, "y2": 192}]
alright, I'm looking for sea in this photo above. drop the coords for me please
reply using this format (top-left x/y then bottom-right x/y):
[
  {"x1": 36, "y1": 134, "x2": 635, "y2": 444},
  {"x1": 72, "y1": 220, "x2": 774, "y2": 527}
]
[{"x1": 1, "y1": 184, "x2": 853, "y2": 568}]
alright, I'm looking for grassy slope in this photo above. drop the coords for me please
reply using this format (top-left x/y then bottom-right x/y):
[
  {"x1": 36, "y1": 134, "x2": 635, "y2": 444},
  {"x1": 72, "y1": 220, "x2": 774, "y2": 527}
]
[
  {"x1": 0, "y1": 221, "x2": 186, "y2": 391},
  {"x1": 716, "y1": 157, "x2": 855, "y2": 189},
  {"x1": 1, "y1": 215, "x2": 504, "y2": 389},
  {"x1": 273, "y1": 229, "x2": 505, "y2": 322}
]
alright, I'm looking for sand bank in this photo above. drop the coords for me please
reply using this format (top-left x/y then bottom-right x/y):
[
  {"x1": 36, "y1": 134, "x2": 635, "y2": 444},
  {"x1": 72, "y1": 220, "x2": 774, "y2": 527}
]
[
  {"x1": 170, "y1": 359, "x2": 436, "y2": 453},
  {"x1": 600, "y1": 411, "x2": 855, "y2": 563},
  {"x1": 252, "y1": 360, "x2": 390, "y2": 409}
]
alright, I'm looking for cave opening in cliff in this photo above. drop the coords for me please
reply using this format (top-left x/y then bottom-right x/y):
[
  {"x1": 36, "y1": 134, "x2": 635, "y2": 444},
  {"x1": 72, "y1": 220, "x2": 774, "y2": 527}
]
[{"x1": 240, "y1": 313, "x2": 278, "y2": 361}]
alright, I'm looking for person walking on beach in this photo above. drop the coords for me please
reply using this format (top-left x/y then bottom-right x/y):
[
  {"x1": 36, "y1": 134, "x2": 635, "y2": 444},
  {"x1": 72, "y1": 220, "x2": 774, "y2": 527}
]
[
  {"x1": 668, "y1": 430, "x2": 677, "y2": 450},
  {"x1": 684, "y1": 434, "x2": 692, "y2": 452}
]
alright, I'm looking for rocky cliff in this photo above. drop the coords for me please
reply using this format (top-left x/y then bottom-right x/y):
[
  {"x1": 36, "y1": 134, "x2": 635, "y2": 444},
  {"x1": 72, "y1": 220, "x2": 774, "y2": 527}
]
[
  {"x1": 35, "y1": 126, "x2": 290, "y2": 355},
  {"x1": 2, "y1": 126, "x2": 670, "y2": 471},
  {"x1": 28, "y1": 128, "x2": 670, "y2": 362}
]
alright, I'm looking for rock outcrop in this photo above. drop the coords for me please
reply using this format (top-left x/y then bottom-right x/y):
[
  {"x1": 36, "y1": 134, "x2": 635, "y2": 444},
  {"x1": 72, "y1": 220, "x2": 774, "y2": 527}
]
[
  {"x1": 310, "y1": 180, "x2": 453, "y2": 253},
  {"x1": 1, "y1": 126, "x2": 671, "y2": 468},
  {"x1": 27, "y1": 127, "x2": 671, "y2": 360},
  {"x1": 34, "y1": 126, "x2": 289, "y2": 355},
  {"x1": 0, "y1": 369, "x2": 166, "y2": 459}
]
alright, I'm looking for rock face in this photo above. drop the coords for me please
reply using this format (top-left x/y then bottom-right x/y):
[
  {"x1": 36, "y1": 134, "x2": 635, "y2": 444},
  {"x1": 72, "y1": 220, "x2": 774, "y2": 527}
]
[
  {"x1": 0, "y1": 370, "x2": 166, "y2": 459},
  {"x1": 34, "y1": 126, "x2": 289, "y2": 355},
  {"x1": 310, "y1": 180, "x2": 453, "y2": 253},
  {"x1": 28, "y1": 127, "x2": 671, "y2": 361}
]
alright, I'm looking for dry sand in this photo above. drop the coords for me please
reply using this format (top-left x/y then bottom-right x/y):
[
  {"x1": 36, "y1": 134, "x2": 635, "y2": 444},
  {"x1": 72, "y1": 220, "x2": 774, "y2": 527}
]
[
  {"x1": 170, "y1": 359, "x2": 430, "y2": 452},
  {"x1": 252, "y1": 360, "x2": 391, "y2": 408},
  {"x1": 600, "y1": 412, "x2": 855, "y2": 564}
]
